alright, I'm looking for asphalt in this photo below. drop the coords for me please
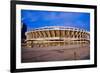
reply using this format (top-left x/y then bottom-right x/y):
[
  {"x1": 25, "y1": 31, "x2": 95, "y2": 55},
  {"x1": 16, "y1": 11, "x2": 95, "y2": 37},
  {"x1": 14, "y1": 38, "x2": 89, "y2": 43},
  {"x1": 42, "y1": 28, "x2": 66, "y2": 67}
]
[{"x1": 21, "y1": 44, "x2": 90, "y2": 63}]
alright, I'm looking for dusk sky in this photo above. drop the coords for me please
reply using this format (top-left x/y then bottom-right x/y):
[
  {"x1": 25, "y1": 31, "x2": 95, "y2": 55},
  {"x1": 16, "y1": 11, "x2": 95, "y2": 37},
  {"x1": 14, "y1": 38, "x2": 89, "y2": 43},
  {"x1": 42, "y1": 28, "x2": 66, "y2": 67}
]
[{"x1": 21, "y1": 9, "x2": 90, "y2": 31}]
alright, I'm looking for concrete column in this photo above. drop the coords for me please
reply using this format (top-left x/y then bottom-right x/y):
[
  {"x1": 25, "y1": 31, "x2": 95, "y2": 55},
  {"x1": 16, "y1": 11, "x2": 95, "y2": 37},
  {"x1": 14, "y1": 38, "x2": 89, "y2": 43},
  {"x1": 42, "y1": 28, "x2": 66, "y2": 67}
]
[
  {"x1": 35, "y1": 31, "x2": 38, "y2": 38},
  {"x1": 33, "y1": 32, "x2": 36, "y2": 38},
  {"x1": 79, "y1": 31, "x2": 82, "y2": 44},
  {"x1": 76, "y1": 31, "x2": 78, "y2": 39},
  {"x1": 38, "y1": 31, "x2": 41, "y2": 38},
  {"x1": 73, "y1": 31, "x2": 74, "y2": 38},
  {"x1": 41, "y1": 31, "x2": 44, "y2": 38},
  {"x1": 29, "y1": 33, "x2": 31, "y2": 39},
  {"x1": 65, "y1": 30, "x2": 68, "y2": 38},
  {"x1": 41, "y1": 31, "x2": 45, "y2": 38},
  {"x1": 52, "y1": 30, "x2": 55, "y2": 37},
  {"x1": 37, "y1": 31, "x2": 40, "y2": 38},
  {"x1": 44, "y1": 31, "x2": 48, "y2": 37},
  {"x1": 59, "y1": 30, "x2": 61, "y2": 37},
  {"x1": 72, "y1": 31, "x2": 74, "y2": 38},
  {"x1": 47, "y1": 30, "x2": 51, "y2": 37},
  {"x1": 69, "y1": 31, "x2": 71, "y2": 38},
  {"x1": 32, "y1": 32, "x2": 34, "y2": 39},
  {"x1": 45, "y1": 31, "x2": 48, "y2": 37},
  {"x1": 56, "y1": 30, "x2": 60, "y2": 37},
  {"x1": 76, "y1": 31, "x2": 79, "y2": 45},
  {"x1": 67, "y1": 30, "x2": 70, "y2": 38}
]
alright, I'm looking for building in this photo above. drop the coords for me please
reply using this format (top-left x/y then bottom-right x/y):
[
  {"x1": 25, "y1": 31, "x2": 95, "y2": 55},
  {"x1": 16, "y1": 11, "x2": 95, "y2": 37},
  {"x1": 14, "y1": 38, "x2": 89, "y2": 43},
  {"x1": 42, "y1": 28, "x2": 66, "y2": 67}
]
[{"x1": 25, "y1": 26, "x2": 90, "y2": 48}]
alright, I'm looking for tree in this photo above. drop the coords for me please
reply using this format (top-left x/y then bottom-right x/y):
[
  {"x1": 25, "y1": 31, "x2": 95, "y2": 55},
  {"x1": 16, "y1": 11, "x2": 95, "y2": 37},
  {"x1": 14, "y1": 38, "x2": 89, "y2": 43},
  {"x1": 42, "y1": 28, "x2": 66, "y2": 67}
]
[{"x1": 21, "y1": 22, "x2": 27, "y2": 40}]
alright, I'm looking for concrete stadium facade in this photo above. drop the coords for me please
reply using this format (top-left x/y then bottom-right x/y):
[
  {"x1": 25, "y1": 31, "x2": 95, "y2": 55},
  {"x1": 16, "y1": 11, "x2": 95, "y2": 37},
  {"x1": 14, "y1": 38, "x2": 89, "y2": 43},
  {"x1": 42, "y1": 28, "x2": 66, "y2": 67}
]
[{"x1": 25, "y1": 26, "x2": 90, "y2": 48}]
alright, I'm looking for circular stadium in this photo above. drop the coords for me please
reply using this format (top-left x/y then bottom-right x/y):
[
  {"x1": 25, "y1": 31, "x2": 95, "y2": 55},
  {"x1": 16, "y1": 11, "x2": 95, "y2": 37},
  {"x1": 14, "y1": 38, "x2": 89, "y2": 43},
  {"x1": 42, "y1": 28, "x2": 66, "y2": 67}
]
[{"x1": 25, "y1": 26, "x2": 90, "y2": 48}]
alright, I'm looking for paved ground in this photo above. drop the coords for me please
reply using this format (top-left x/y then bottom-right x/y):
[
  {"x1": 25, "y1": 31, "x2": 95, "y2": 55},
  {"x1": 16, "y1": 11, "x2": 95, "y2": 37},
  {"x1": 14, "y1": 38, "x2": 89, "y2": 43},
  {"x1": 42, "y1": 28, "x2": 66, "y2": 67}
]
[{"x1": 21, "y1": 44, "x2": 90, "y2": 63}]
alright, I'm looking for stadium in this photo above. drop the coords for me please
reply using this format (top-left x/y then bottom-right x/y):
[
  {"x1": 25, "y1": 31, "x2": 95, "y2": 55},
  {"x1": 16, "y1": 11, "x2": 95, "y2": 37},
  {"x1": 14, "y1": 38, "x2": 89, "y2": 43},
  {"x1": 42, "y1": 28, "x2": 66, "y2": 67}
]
[
  {"x1": 21, "y1": 26, "x2": 90, "y2": 62},
  {"x1": 25, "y1": 26, "x2": 90, "y2": 48},
  {"x1": 21, "y1": 10, "x2": 90, "y2": 62}
]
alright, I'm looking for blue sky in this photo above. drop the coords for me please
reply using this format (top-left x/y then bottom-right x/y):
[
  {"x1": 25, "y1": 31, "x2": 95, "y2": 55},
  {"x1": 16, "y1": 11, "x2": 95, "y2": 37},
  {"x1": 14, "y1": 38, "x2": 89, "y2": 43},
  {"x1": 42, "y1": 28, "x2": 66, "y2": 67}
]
[{"x1": 21, "y1": 9, "x2": 90, "y2": 31}]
